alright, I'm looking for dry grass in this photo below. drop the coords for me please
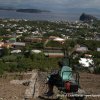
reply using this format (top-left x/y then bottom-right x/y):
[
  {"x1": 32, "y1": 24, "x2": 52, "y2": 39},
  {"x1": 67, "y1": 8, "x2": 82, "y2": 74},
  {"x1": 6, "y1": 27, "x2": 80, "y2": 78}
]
[{"x1": 0, "y1": 73, "x2": 31, "y2": 100}]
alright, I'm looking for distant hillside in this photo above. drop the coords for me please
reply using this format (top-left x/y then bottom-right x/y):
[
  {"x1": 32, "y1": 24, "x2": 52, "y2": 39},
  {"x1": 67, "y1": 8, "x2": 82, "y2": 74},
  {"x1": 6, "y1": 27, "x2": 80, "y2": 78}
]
[
  {"x1": 80, "y1": 13, "x2": 97, "y2": 22},
  {"x1": 16, "y1": 9, "x2": 50, "y2": 13}
]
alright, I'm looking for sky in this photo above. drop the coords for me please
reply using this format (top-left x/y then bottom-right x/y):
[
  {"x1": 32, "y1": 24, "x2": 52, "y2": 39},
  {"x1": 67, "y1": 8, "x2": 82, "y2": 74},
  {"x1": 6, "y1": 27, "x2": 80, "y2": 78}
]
[{"x1": 0, "y1": 0, "x2": 100, "y2": 11}]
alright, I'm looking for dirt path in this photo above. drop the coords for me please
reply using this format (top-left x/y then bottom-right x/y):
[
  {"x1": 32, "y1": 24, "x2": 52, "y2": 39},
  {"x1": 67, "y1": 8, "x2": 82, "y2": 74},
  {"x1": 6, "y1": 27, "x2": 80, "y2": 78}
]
[
  {"x1": 80, "y1": 72, "x2": 100, "y2": 94},
  {"x1": 35, "y1": 72, "x2": 59, "y2": 100}
]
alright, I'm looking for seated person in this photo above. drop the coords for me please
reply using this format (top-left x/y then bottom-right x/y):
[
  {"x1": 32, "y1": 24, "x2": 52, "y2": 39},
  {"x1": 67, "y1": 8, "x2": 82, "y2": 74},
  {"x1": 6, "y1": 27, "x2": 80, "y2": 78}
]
[{"x1": 45, "y1": 61, "x2": 74, "y2": 96}]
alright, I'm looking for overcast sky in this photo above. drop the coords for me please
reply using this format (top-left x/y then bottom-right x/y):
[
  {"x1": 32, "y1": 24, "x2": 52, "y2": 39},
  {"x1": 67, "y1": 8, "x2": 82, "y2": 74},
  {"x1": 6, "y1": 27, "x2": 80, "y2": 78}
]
[{"x1": 0, "y1": 0, "x2": 100, "y2": 10}]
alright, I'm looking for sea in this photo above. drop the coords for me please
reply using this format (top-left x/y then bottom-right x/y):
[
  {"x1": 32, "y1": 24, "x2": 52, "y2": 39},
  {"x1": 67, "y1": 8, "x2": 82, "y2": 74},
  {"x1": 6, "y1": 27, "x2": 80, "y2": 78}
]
[{"x1": 0, "y1": 10, "x2": 100, "y2": 22}]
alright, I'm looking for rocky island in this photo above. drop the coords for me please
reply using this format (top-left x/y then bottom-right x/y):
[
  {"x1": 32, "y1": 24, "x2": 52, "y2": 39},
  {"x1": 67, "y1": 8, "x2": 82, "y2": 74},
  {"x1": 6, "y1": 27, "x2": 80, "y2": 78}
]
[
  {"x1": 80, "y1": 13, "x2": 97, "y2": 22},
  {"x1": 16, "y1": 9, "x2": 49, "y2": 13}
]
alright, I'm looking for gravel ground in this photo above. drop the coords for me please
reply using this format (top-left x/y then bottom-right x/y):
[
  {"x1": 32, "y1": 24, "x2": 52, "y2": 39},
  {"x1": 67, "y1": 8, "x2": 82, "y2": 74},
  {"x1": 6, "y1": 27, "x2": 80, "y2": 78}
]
[
  {"x1": 0, "y1": 72, "x2": 100, "y2": 100},
  {"x1": 37, "y1": 72, "x2": 100, "y2": 100}
]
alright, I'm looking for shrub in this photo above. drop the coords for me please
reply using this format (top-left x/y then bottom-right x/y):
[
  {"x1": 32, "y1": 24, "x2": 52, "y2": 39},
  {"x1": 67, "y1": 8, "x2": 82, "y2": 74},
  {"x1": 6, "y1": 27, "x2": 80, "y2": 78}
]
[
  {"x1": 46, "y1": 40, "x2": 62, "y2": 48},
  {"x1": 2, "y1": 55, "x2": 17, "y2": 62},
  {"x1": 94, "y1": 66, "x2": 100, "y2": 74}
]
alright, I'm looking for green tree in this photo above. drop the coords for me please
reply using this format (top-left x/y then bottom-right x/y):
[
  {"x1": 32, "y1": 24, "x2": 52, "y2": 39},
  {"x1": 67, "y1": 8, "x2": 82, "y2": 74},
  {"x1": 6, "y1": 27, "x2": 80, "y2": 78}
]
[
  {"x1": 3, "y1": 48, "x2": 10, "y2": 56},
  {"x1": 62, "y1": 40, "x2": 77, "y2": 56}
]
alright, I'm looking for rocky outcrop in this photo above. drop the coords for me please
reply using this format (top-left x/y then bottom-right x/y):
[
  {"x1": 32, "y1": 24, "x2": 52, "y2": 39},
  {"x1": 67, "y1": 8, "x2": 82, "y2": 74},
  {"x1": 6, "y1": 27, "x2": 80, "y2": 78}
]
[
  {"x1": 24, "y1": 70, "x2": 38, "y2": 99},
  {"x1": 80, "y1": 13, "x2": 97, "y2": 22}
]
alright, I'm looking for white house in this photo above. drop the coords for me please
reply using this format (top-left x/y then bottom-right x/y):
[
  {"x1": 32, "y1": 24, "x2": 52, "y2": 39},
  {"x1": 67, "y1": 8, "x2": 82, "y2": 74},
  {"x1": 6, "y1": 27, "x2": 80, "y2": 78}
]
[
  {"x1": 53, "y1": 37, "x2": 65, "y2": 42},
  {"x1": 31, "y1": 50, "x2": 42, "y2": 54},
  {"x1": 11, "y1": 49, "x2": 21, "y2": 54},
  {"x1": 76, "y1": 46, "x2": 88, "y2": 53},
  {"x1": 97, "y1": 48, "x2": 100, "y2": 52},
  {"x1": 79, "y1": 58, "x2": 94, "y2": 67}
]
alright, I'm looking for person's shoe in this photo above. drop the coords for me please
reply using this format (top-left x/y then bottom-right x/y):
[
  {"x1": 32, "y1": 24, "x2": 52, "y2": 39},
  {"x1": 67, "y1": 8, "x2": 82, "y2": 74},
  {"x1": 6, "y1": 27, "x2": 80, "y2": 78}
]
[{"x1": 44, "y1": 91, "x2": 54, "y2": 96}]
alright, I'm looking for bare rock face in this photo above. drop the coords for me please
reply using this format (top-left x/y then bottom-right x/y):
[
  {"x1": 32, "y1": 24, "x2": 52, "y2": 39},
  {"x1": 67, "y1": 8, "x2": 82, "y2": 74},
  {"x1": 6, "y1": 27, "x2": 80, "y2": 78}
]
[{"x1": 80, "y1": 13, "x2": 97, "y2": 22}]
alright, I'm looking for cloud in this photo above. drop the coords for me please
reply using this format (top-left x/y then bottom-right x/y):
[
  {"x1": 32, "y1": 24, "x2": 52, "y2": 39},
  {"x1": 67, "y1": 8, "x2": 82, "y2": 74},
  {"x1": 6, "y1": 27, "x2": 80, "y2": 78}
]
[
  {"x1": 0, "y1": 0, "x2": 100, "y2": 10},
  {"x1": 63, "y1": 0, "x2": 100, "y2": 8}
]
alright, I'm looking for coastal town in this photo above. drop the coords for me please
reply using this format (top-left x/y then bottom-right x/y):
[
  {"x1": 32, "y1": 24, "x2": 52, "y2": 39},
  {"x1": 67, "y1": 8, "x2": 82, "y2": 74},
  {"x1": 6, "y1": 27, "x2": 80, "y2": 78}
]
[
  {"x1": 0, "y1": 18, "x2": 100, "y2": 72},
  {"x1": 0, "y1": 19, "x2": 99, "y2": 47}
]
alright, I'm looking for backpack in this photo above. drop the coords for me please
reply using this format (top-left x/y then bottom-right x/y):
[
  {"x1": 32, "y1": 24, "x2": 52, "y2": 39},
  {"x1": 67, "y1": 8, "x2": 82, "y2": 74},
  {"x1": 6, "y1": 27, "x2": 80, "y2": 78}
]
[{"x1": 60, "y1": 66, "x2": 74, "y2": 81}]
